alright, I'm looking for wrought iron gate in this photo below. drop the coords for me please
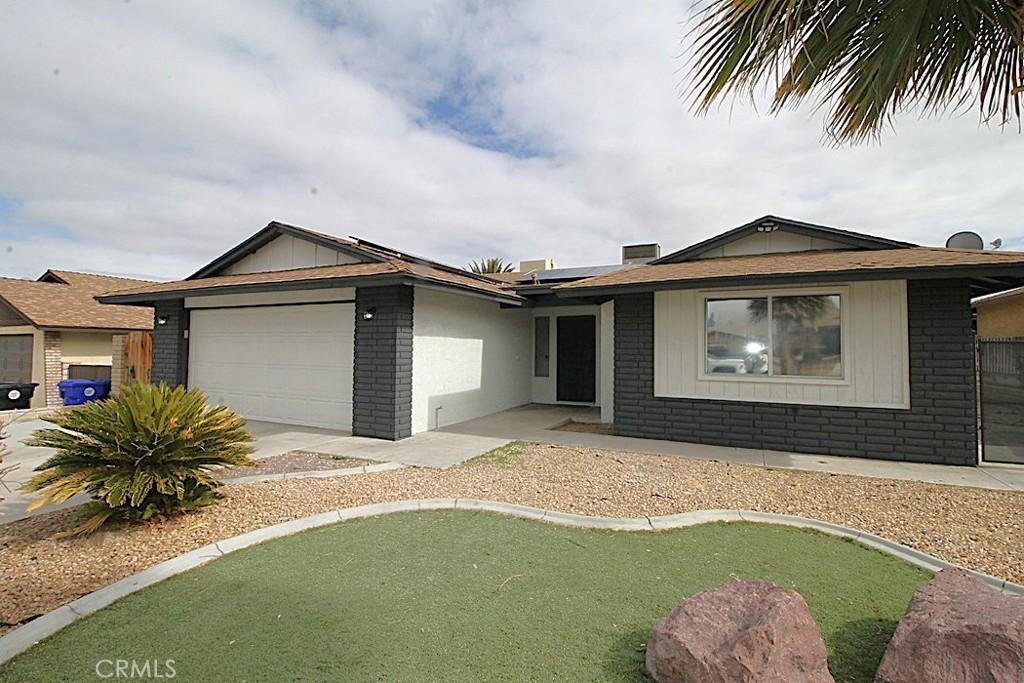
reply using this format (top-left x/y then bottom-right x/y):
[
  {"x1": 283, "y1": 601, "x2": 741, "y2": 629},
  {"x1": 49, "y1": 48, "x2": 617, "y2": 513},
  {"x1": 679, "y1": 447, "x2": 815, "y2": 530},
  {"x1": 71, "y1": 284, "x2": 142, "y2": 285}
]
[{"x1": 978, "y1": 337, "x2": 1024, "y2": 464}]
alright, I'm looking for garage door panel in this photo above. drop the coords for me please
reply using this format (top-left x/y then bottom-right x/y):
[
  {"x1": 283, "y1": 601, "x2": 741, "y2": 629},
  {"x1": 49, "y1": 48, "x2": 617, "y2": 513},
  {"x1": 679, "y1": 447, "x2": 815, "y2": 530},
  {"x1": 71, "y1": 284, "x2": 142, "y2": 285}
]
[
  {"x1": 188, "y1": 304, "x2": 353, "y2": 430},
  {"x1": 0, "y1": 335, "x2": 33, "y2": 384}
]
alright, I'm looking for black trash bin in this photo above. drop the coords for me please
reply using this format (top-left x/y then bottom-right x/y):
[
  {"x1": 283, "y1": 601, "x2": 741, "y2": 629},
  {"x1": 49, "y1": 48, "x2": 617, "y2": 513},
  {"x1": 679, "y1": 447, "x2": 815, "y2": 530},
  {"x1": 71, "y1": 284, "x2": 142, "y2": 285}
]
[{"x1": 0, "y1": 383, "x2": 38, "y2": 410}]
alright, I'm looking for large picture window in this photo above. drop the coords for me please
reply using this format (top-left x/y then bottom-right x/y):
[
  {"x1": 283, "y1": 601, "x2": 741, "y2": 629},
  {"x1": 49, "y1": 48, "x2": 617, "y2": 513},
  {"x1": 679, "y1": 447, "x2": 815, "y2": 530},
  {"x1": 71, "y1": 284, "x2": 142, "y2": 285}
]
[{"x1": 705, "y1": 294, "x2": 842, "y2": 379}]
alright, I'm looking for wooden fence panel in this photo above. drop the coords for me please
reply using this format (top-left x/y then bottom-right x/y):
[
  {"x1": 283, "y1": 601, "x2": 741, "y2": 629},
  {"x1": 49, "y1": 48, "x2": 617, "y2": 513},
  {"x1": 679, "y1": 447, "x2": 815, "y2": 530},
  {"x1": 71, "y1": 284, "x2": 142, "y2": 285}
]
[{"x1": 124, "y1": 331, "x2": 152, "y2": 384}]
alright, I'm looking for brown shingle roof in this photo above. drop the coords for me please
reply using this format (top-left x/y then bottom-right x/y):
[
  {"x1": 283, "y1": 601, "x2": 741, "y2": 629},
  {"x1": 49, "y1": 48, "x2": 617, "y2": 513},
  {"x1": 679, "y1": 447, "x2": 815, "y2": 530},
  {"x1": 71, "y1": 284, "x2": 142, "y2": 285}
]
[
  {"x1": 0, "y1": 271, "x2": 154, "y2": 330},
  {"x1": 100, "y1": 258, "x2": 522, "y2": 303},
  {"x1": 102, "y1": 262, "x2": 400, "y2": 298},
  {"x1": 557, "y1": 247, "x2": 1024, "y2": 292}
]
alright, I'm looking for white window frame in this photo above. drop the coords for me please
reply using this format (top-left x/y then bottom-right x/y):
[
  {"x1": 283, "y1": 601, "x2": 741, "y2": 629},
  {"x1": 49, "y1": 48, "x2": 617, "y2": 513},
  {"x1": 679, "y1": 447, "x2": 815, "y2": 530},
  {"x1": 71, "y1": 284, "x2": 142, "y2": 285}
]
[{"x1": 698, "y1": 285, "x2": 850, "y2": 386}]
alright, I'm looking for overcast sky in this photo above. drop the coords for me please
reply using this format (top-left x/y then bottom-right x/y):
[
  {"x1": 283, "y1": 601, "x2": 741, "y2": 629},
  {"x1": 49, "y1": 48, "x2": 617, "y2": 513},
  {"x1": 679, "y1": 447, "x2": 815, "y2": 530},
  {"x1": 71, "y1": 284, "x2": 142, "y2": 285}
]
[{"x1": 0, "y1": 1, "x2": 1020, "y2": 281}]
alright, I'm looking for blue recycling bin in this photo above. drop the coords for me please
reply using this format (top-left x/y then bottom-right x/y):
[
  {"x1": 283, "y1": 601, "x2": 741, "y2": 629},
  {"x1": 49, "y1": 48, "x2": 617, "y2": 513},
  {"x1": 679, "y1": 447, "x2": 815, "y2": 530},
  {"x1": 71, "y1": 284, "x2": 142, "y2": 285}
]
[{"x1": 58, "y1": 379, "x2": 111, "y2": 406}]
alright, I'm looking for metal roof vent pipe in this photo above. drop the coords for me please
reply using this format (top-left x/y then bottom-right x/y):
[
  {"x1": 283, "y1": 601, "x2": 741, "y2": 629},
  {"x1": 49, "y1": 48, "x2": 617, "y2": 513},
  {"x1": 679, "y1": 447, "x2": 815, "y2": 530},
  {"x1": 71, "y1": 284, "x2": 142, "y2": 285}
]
[{"x1": 621, "y1": 243, "x2": 661, "y2": 265}]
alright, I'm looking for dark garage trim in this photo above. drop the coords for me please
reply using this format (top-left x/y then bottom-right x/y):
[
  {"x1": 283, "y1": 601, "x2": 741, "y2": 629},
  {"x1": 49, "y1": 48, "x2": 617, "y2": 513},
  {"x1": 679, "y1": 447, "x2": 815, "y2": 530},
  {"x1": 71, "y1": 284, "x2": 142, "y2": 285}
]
[
  {"x1": 97, "y1": 274, "x2": 407, "y2": 305},
  {"x1": 185, "y1": 299, "x2": 356, "y2": 312}
]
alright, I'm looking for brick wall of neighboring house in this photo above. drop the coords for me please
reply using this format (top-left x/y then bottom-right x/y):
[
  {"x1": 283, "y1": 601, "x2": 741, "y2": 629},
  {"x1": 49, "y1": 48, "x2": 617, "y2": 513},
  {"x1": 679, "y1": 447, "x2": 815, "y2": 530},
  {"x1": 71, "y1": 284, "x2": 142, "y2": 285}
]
[
  {"x1": 352, "y1": 285, "x2": 414, "y2": 440},
  {"x1": 43, "y1": 331, "x2": 62, "y2": 407},
  {"x1": 110, "y1": 334, "x2": 127, "y2": 393},
  {"x1": 613, "y1": 279, "x2": 978, "y2": 466},
  {"x1": 150, "y1": 301, "x2": 189, "y2": 387}
]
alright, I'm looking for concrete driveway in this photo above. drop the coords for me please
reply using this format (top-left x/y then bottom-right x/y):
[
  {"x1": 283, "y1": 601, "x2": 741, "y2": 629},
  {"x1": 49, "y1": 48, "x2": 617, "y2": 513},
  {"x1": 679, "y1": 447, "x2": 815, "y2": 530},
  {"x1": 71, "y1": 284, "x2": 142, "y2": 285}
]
[{"x1": 0, "y1": 418, "x2": 80, "y2": 526}]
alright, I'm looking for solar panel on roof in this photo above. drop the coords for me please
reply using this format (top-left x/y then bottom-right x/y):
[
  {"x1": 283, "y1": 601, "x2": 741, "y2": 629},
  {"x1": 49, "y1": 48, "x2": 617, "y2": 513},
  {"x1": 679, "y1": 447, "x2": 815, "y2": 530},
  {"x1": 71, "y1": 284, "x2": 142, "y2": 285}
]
[{"x1": 516, "y1": 264, "x2": 625, "y2": 284}]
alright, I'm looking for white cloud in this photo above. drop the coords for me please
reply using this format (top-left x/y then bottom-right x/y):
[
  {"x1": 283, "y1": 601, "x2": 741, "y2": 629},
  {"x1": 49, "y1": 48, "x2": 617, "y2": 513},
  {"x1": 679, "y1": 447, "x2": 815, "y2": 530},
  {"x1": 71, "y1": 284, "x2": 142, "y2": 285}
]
[{"x1": 0, "y1": 0, "x2": 1019, "y2": 281}]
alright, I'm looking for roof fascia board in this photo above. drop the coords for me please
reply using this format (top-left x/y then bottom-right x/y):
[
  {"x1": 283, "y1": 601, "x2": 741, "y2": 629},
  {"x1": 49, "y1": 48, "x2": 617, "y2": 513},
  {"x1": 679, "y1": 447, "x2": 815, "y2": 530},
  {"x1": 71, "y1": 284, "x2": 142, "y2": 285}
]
[
  {"x1": 42, "y1": 326, "x2": 151, "y2": 333},
  {"x1": 653, "y1": 216, "x2": 915, "y2": 264},
  {"x1": 98, "y1": 274, "x2": 409, "y2": 305},
  {"x1": 405, "y1": 276, "x2": 524, "y2": 306},
  {"x1": 99, "y1": 273, "x2": 522, "y2": 307},
  {"x1": 187, "y1": 223, "x2": 383, "y2": 281},
  {"x1": 555, "y1": 265, "x2": 1024, "y2": 298}
]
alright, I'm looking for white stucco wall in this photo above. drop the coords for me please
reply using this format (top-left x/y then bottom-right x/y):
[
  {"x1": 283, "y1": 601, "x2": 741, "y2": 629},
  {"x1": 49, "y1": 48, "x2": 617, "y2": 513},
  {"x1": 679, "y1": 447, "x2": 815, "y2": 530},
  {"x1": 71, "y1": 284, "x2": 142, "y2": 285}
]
[
  {"x1": 654, "y1": 280, "x2": 910, "y2": 409},
  {"x1": 411, "y1": 287, "x2": 532, "y2": 433},
  {"x1": 530, "y1": 305, "x2": 603, "y2": 406}
]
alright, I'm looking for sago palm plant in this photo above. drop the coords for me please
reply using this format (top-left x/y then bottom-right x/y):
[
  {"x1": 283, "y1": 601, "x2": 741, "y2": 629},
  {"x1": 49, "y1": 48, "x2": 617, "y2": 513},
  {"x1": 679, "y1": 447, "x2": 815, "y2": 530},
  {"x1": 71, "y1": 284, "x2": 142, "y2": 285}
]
[{"x1": 23, "y1": 382, "x2": 256, "y2": 535}]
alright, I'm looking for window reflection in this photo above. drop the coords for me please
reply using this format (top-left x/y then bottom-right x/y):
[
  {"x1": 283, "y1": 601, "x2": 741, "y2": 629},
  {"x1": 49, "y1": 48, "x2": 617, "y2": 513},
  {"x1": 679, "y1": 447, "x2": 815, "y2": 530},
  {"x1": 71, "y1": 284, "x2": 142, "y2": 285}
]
[
  {"x1": 772, "y1": 295, "x2": 841, "y2": 377},
  {"x1": 705, "y1": 298, "x2": 769, "y2": 374}
]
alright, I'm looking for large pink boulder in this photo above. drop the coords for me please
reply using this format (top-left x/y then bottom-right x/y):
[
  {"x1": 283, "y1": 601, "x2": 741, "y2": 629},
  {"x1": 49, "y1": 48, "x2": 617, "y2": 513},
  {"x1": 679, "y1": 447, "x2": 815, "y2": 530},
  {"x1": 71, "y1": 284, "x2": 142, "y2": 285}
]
[
  {"x1": 875, "y1": 568, "x2": 1024, "y2": 682},
  {"x1": 646, "y1": 580, "x2": 834, "y2": 683}
]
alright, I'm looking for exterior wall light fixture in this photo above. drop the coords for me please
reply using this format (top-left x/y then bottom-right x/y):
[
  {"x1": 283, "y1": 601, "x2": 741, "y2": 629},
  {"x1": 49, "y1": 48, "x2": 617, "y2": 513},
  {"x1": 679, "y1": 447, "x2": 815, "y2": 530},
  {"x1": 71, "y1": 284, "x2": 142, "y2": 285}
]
[{"x1": 361, "y1": 308, "x2": 376, "y2": 321}]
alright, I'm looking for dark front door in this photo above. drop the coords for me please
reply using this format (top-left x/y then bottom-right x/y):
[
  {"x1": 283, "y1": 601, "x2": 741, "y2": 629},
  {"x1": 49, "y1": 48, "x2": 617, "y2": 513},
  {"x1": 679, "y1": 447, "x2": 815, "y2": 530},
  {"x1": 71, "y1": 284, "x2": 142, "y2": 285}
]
[
  {"x1": 0, "y1": 335, "x2": 33, "y2": 383},
  {"x1": 557, "y1": 316, "x2": 596, "y2": 402}
]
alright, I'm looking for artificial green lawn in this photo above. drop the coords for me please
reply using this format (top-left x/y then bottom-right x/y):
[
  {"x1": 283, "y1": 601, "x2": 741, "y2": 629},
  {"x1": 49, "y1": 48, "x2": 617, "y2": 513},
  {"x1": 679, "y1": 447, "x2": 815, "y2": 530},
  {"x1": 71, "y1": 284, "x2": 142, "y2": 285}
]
[{"x1": 0, "y1": 511, "x2": 929, "y2": 682}]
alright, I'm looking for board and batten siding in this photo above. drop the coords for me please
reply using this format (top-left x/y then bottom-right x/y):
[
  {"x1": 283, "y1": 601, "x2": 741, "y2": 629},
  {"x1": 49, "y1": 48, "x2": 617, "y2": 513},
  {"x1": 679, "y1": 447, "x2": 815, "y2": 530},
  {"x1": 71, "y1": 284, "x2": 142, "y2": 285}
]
[
  {"x1": 693, "y1": 230, "x2": 846, "y2": 259},
  {"x1": 654, "y1": 280, "x2": 910, "y2": 409},
  {"x1": 223, "y1": 234, "x2": 360, "y2": 275}
]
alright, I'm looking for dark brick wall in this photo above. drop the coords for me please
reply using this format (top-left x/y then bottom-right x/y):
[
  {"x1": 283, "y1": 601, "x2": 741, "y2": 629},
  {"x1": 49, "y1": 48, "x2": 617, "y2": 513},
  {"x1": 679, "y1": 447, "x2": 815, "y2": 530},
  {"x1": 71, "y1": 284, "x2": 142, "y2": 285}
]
[
  {"x1": 614, "y1": 279, "x2": 978, "y2": 466},
  {"x1": 151, "y1": 300, "x2": 188, "y2": 387},
  {"x1": 352, "y1": 285, "x2": 413, "y2": 440}
]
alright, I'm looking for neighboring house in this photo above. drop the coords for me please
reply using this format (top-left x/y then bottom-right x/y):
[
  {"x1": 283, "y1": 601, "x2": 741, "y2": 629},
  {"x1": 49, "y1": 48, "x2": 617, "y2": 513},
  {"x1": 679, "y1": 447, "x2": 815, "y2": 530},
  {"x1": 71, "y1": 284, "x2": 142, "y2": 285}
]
[
  {"x1": 0, "y1": 270, "x2": 154, "y2": 408},
  {"x1": 973, "y1": 287, "x2": 1024, "y2": 338},
  {"x1": 98, "y1": 217, "x2": 1024, "y2": 466}
]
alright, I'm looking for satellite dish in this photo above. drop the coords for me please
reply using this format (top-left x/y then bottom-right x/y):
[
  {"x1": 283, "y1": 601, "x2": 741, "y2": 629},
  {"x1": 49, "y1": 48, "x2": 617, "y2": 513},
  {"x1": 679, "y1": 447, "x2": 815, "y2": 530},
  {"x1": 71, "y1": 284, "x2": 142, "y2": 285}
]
[{"x1": 945, "y1": 231, "x2": 985, "y2": 250}]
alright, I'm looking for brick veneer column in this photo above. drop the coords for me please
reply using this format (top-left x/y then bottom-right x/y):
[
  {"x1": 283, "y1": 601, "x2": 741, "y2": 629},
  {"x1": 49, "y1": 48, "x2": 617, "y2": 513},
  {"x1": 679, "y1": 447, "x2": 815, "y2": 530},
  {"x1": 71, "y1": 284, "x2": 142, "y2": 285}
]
[
  {"x1": 43, "y1": 331, "x2": 62, "y2": 407},
  {"x1": 613, "y1": 279, "x2": 978, "y2": 466},
  {"x1": 352, "y1": 285, "x2": 413, "y2": 440},
  {"x1": 110, "y1": 334, "x2": 127, "y2": 393},
  {"x1": 150, "y1": 301, "x2": 188, "y2": 387}
]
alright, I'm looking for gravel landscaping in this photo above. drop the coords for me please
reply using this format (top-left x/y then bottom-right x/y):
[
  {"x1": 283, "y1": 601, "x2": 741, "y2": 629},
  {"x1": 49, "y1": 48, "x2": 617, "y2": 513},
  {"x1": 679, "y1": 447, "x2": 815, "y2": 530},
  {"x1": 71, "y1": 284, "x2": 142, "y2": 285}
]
[
  {"x1": 224, "y1": 451, "x2": 371, "y2": 479},
  {"x1": 1, "y1": 441, "x2": 1021, "y2": 635}
]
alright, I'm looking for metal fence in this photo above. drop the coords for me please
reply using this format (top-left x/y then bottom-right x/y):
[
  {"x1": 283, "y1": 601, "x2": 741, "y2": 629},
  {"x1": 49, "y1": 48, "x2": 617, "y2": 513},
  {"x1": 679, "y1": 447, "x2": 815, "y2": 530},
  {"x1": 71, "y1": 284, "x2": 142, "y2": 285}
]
[{"x1": 978, "y1": 337, "x2": 1024, "y2": 465}]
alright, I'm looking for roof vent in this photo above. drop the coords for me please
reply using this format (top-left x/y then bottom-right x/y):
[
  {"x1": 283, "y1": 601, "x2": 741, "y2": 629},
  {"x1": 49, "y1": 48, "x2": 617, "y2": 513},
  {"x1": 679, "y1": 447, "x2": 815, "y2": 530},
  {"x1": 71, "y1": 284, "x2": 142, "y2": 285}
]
[
  {"x1": 519, "y1": 258, "x2": 555, "y2": 273},
  {"x1": 621, "y1": 243, "x2": 661, "y2": 265}
]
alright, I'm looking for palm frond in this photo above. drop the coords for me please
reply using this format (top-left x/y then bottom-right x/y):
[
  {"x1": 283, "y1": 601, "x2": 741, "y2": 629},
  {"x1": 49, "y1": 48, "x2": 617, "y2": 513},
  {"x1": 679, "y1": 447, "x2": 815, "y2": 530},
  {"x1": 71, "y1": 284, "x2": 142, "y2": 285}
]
[
  {"x1": 688, "y1": 0, "x2": 1024, "y2": 143},
  {"x1": 468, "y1": 258, "x2": 515, "y2": 274}
]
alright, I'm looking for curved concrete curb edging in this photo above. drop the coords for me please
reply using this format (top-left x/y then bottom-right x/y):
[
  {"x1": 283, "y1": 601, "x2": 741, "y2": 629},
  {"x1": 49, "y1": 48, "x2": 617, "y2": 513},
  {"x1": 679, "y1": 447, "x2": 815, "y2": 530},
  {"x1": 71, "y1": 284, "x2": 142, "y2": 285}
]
[
  {"x1": 2, "y1": 500, "x2": 1021, "y2": 666},
  {"x1": 223, "y1": 461, "x2": 405, "y2": 485}
]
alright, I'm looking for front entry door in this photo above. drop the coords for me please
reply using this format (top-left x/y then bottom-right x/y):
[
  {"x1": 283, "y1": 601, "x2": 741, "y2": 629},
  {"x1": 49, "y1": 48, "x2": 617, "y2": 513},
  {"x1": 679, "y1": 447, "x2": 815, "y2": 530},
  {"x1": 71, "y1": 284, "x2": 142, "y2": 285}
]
[{"x1": 557, "y1": 315, "x2": 596, "y2": 403}]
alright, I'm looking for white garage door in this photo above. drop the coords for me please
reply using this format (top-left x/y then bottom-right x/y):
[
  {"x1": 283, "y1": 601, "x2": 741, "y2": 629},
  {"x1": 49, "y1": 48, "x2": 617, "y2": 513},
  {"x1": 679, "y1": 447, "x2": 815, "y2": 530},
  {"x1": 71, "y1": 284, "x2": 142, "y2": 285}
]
[{"x1": 188, "y1": 303, "x2": 354, "y2": 430}]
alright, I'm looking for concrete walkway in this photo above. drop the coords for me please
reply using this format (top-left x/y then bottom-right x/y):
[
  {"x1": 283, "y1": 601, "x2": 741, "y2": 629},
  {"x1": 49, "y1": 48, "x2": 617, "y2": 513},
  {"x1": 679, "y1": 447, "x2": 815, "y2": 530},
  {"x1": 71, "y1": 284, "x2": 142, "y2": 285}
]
[{"x1": 434, "y1": 404, "x2": 1024, "y2": 491}]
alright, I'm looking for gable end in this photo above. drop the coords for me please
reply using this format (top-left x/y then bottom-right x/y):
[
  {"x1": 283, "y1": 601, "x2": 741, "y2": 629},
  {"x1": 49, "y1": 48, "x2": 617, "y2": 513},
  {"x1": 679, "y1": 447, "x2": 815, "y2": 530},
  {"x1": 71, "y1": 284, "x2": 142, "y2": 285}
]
[
  {"x1": 653, "y1": 215, "x2": 916, "y2": 264},
  {"x1": 188, "y1": 222, "x2": 382, "y2": 280}
]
